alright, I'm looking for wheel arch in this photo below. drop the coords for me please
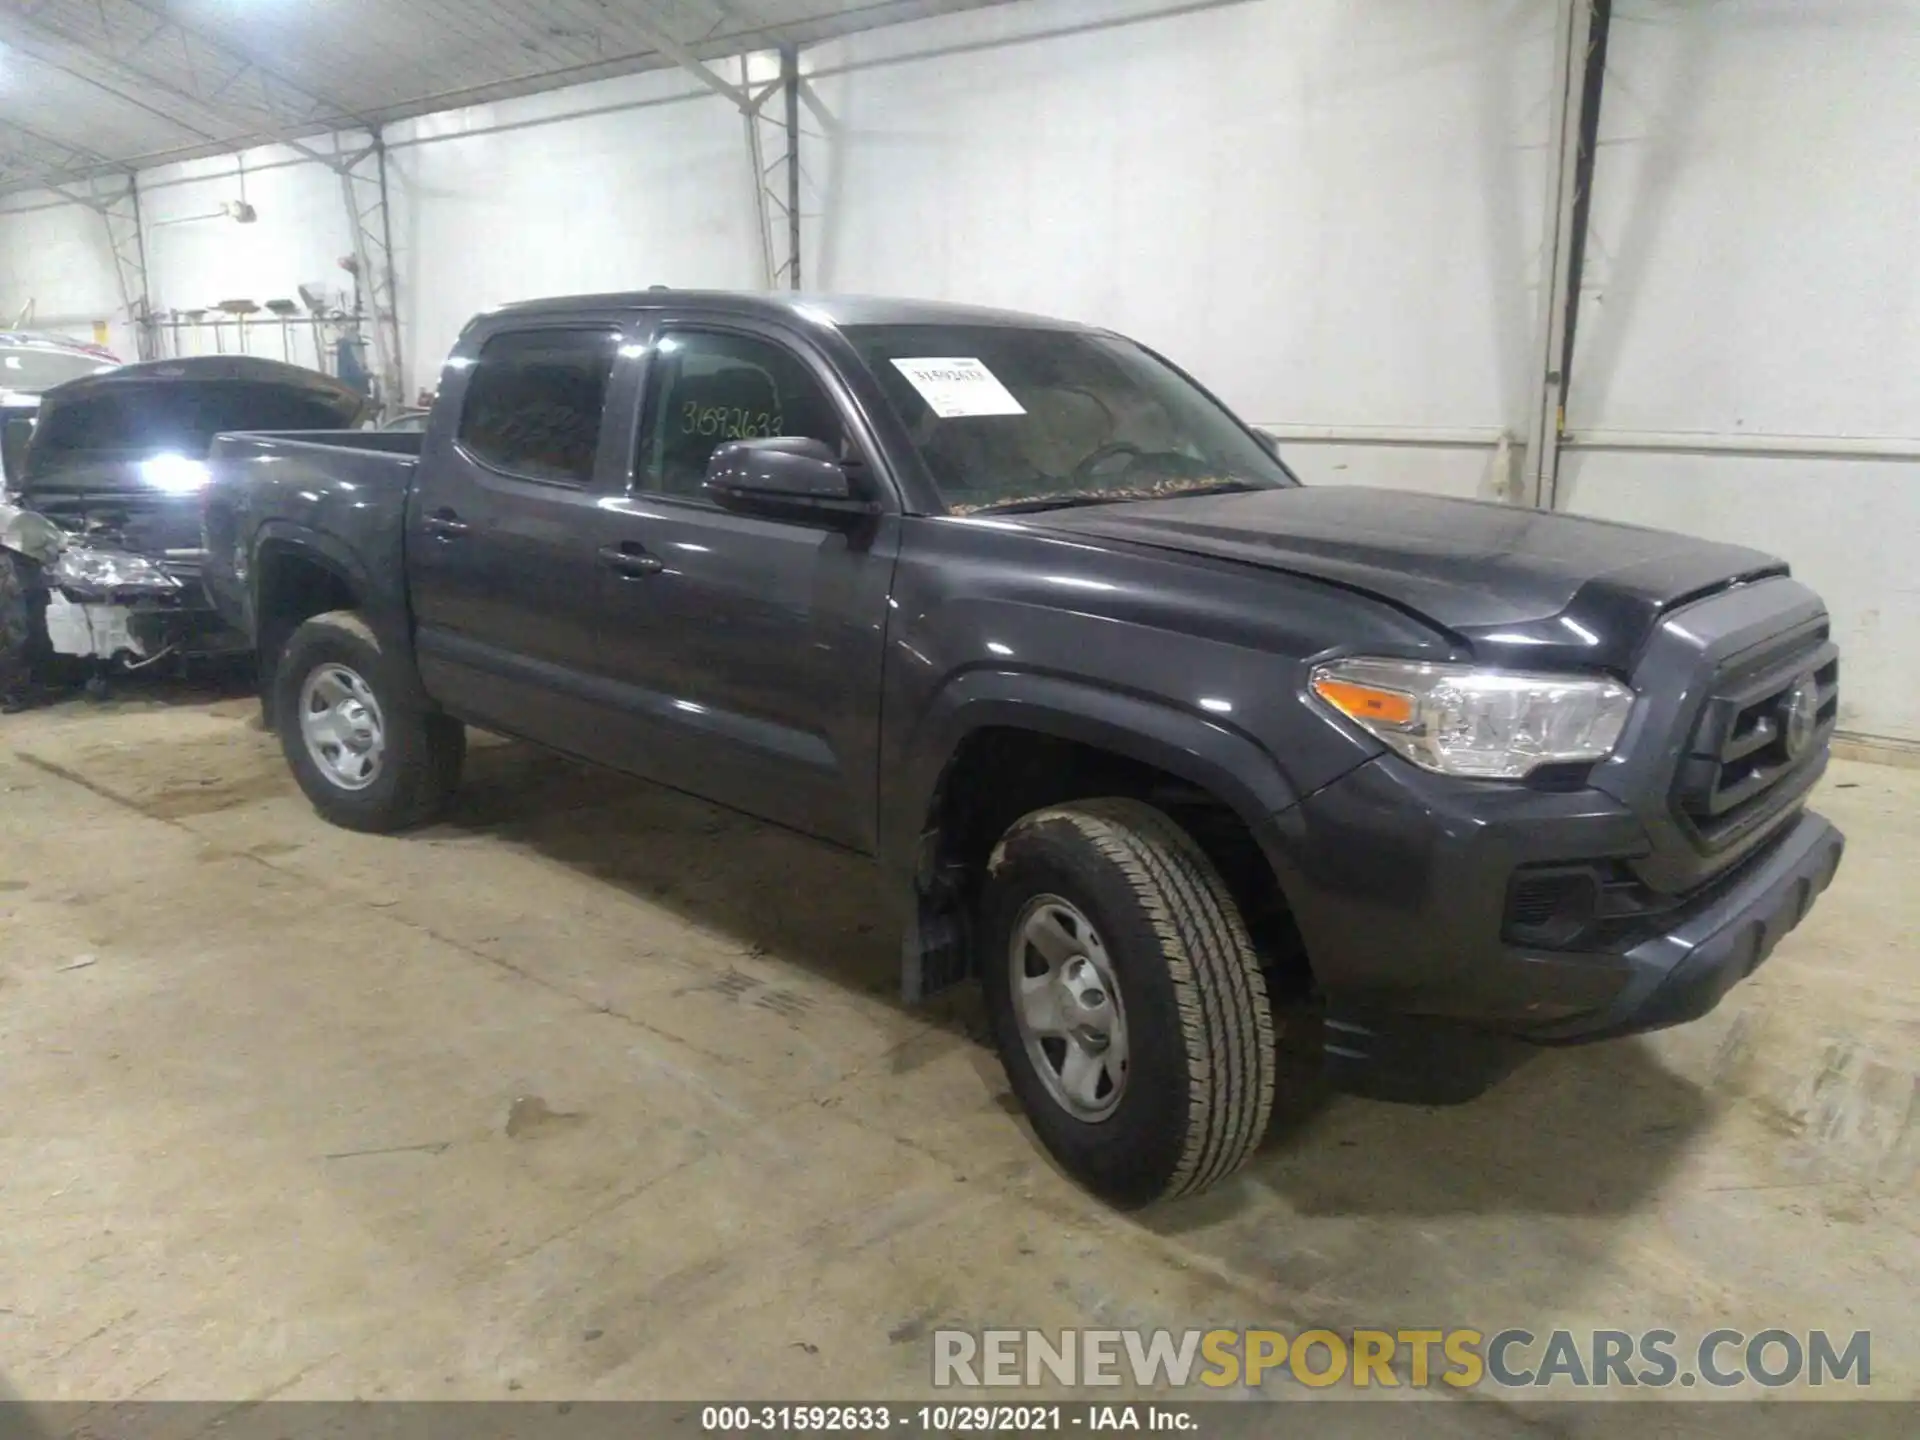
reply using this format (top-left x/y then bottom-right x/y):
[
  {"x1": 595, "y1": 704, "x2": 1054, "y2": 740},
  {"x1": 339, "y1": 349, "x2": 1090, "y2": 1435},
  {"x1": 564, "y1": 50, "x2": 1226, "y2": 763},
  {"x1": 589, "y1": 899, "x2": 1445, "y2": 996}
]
[
  {"x1": 250, "y1": 525, "x2": 424, "y2": 715},
  {"x1": 890, "y1": 670, "x2": 1310, "y2": 1001}
]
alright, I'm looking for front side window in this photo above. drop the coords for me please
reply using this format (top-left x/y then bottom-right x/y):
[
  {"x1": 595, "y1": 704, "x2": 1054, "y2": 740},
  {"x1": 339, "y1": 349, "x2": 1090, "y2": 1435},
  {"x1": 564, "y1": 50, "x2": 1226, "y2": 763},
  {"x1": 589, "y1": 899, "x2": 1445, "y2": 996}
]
[
  {"x1": 845, "y1": 324, "x2": 1293, "y2": 515},
  {"x1": 635, "y1": 331, "x2": 845, "y2": 499},
  {"x1": 457, "y1": 329, "x2": 617, "y2": 485}
]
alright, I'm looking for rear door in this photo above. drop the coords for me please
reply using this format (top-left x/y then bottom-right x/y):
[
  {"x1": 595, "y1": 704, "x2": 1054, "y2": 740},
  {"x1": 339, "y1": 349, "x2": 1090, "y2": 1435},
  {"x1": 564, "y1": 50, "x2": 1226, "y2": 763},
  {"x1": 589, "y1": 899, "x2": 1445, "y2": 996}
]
[
  {"x1": 407, "y1": 321, "x2": 636, "y2": 761},
  {"x1": 588, "y1": 318, "x2": 901, "y2": 852}
]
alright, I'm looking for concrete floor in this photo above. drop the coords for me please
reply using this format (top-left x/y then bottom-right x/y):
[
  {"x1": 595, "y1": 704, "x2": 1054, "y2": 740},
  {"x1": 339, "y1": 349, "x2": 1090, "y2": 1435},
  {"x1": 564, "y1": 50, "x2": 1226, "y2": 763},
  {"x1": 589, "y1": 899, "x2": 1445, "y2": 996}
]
[{"x1": 1, "y1": 681, "x2": 1915, "y2": 1409}]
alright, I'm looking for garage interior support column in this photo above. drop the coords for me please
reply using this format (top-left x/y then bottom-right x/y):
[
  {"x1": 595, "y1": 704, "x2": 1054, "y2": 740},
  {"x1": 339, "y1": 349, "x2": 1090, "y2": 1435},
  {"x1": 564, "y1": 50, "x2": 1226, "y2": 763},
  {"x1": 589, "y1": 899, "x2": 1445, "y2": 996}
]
[
  {"x1": 782, "y1": 44, "x2": 802, "y2": 292},
  {"x1": 742, "y1": 43, "x2": 834, "y2": 293},
  {"x1": 99, "y1": 175, "x2": 154, "y2": 361},
  {"x1": 44, "y1": 174, "x2": 154, "y2": 360},
  {"x1": 743, "y1": 47, "x2": 806, "y2": 291},
  {"x1": 334, "y1": 134, "x2": 405, "y2": 412},
  {"x1": 1522, "y1": 0, "x2": 1610, "y2": 510}
]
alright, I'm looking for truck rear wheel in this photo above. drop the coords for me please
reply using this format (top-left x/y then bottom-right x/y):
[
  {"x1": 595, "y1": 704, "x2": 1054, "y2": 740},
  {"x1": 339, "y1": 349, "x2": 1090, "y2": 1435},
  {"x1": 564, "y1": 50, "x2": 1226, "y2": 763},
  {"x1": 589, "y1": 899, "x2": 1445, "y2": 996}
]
[
  {"x1": 275, "y1": 610, "x2": 464, "y2": 833},
  {"x1": 979, "y1": 798, "x2": 1276, "y2": 1206}
]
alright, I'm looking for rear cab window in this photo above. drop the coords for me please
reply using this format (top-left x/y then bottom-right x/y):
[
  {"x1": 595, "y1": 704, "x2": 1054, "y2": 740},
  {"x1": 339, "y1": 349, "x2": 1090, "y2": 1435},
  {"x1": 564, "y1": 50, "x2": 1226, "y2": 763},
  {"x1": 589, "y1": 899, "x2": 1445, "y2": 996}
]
[{"x1": 456, "y1": 329, "x2": 619, "y2": 485}]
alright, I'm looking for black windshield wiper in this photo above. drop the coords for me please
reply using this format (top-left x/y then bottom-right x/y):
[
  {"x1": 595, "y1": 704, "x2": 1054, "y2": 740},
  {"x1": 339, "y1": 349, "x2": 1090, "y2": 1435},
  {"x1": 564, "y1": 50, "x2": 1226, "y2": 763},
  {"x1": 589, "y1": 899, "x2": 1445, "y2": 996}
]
[
  {"x1": 969, "y1": 480, "x2": 1264, "y2": 517},
  {"x1": 970, "y1": 493, "x2": 1135, "y2": 516},
  {"x1": 1155, "y1": 481, "x2": 1264, "y2": 500}
]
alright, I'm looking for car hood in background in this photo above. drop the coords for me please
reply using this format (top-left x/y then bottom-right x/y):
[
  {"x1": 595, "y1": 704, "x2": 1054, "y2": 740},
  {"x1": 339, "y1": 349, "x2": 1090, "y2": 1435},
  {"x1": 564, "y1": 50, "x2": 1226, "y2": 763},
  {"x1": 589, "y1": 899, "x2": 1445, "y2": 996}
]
[
  {"x1": 1024, "y1": 485, "x2": 1786, "y2": 671},
  {"x1": 20, "y1": 355, "x2": 370, "y2": 494},
  {"x1": 33, "y1": 354, "x2": 366, "y2": 419}
]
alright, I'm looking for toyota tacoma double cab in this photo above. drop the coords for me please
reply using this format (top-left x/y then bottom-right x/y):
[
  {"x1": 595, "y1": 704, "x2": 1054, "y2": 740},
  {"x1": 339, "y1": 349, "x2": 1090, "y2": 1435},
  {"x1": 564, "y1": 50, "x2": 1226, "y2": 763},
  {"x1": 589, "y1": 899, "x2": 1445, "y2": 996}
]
[{"x1": 202, "y1": 292, "x2": 1845, "y2": 1206}]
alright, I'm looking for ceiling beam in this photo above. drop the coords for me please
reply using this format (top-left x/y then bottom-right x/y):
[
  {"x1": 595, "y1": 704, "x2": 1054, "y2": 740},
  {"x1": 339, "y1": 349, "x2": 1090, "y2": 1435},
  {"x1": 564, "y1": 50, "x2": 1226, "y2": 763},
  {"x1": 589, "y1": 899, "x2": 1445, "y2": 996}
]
[
  {"x1": 625, "y1": 2, "x2": 754, "y2": 111},
  {"x1": 0, "y1": 0, "x2": 378, "y2": 192},
  {"x1": 10, "y1": 0, "x2": 368, "y2": 130},
  {"x1": 0, "y1": 116, "x2": 126, "y2": 197}
]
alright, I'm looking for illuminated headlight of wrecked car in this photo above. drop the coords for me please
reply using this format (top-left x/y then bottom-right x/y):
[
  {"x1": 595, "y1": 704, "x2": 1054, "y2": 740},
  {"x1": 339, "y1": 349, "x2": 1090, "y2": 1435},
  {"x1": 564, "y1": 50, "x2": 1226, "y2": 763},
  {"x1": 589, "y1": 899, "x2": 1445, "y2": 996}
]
[
  {"x1": 45, "y1": 543, "x2": 182, "y2": 593},
  {"x1": 138, "y1": 453, "x2": 213, "y2": 494},
  {"x1": 1310, "y1": 657, "x2": 1635, "y2": 779}
]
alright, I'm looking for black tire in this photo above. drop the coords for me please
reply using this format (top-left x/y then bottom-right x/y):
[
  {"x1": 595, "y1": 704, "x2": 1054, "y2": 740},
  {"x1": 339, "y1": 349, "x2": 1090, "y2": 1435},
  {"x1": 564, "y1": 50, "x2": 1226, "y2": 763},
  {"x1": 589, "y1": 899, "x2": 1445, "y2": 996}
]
[
  {"x1": 979, "y1": 798, "x2": 1276, "y2": 1207},
  {"x1": 274, "y1": 610, "x2": 464, "y2": 832}
]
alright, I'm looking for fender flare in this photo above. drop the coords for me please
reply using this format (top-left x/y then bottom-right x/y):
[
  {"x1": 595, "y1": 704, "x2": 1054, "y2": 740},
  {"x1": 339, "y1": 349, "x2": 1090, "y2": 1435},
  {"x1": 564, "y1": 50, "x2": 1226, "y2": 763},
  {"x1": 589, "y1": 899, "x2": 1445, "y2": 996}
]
[
  {"x1": 887, "y1": 668, "x2": 1304, "y2": 893},
  {"x1": 247, "y1": 523, "x2": 426, "y2": 708},
  {"x1": 886, "y1": 669, "x2": 1310, "y2": 1001},
  {"x1": 251, "y1": 520, "x2": 374, "y2": 616}
]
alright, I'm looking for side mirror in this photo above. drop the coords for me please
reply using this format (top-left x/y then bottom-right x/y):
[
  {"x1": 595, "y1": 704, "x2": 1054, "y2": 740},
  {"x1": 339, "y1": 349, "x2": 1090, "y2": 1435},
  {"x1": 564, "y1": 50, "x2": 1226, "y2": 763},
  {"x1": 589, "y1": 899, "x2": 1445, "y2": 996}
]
[
  {"x1": 706, "y1": 437, "x2": 879, "y2": 523},
  {"x1": 2, "y1": 416, "x2": 33, "y2": 488}
]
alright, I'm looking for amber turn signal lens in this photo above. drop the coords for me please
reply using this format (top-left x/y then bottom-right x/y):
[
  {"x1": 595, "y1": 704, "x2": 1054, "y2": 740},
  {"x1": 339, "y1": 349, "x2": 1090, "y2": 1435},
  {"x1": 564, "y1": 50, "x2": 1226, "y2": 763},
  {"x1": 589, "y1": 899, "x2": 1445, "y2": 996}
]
[{"x1": 1312, "y1": 676, "x2": 1415, "y2": 728}]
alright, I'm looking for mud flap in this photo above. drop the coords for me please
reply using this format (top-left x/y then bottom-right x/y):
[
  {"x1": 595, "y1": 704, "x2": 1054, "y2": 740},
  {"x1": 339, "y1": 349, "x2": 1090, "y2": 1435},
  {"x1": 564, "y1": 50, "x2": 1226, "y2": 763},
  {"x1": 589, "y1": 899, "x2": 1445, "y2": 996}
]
[
  {"x1": 1321, "y1": 1000, "x2": 1532, "y2": 1105},
  {"x1": 901, "y1": 900, "x2": 971, "y2": 1003},
  {"x1": 901, "y1": 826, "x2": 975, "y2": 1003}
]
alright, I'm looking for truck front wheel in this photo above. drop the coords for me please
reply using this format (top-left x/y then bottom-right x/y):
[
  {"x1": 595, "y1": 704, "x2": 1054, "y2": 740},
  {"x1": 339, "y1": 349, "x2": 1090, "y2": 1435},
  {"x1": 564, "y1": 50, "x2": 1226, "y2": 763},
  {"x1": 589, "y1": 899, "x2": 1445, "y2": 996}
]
[
  {"x1": 275, "y1": 610, "x2": 464, "y2": 833},
  {"x1": 979, "y1": 798, "x2": 1276, "y2": 1207}
]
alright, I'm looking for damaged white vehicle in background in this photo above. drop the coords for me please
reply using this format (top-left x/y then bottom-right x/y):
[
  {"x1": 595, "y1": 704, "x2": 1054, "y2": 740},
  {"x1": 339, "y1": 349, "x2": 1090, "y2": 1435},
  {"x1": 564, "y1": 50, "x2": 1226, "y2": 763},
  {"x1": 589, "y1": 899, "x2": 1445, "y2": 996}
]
[{"x1": 2, "y1": 355, "x2": 370, "y2": 703}]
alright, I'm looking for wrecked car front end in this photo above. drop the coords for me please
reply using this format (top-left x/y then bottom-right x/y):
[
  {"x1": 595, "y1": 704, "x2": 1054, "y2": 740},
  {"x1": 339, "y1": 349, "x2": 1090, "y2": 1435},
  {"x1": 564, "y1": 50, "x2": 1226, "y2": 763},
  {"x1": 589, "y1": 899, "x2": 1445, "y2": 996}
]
[
  {"x1": 1, "y1": 356, "x2": 370, "y2": 680},
  {"x1": 2, "y1": 488, "x2": 239, "y2": 668}
]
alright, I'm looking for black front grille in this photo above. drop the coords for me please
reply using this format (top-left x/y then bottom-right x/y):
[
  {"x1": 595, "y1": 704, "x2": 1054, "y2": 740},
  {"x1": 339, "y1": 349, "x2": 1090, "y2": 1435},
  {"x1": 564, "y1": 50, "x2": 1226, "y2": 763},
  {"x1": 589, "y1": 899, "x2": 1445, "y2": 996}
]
[{"x1": 1674, "y1": 626, "x2": 1837, "y2": 852}]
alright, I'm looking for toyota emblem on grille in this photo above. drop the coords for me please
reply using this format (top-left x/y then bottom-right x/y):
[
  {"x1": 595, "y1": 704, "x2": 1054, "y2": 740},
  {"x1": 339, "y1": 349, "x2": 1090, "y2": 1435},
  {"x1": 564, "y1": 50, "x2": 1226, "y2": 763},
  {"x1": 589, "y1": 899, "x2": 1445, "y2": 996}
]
[{"x1": 1783, "y1": 674, "x2": 1821, "y2": 758}]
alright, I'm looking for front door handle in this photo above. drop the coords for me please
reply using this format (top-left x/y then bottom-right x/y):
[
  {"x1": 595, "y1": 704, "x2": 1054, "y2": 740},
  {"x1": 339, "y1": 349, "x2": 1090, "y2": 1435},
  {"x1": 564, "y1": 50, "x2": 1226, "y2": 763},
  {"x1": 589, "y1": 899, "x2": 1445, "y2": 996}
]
[
  {"x1": 598, "y1": 543, "x2": 664, "y2": 578},
  {"x1": 423, "y1": 509, "x2": 470, "y2": 540}
]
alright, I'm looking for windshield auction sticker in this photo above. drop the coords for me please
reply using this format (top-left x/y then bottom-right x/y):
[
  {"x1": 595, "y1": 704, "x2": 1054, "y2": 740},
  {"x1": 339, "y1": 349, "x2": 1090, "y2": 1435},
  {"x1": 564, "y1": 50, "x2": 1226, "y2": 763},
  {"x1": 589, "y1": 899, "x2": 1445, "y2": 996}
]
[{"x1": 891, "y1": 358, "x2": 1027, "y2": 418}]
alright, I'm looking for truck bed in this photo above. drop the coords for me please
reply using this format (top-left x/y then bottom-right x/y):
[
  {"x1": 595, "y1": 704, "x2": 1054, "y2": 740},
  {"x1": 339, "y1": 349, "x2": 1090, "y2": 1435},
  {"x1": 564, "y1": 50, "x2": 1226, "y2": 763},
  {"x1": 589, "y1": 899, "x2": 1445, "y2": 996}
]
[{"x1": 201, "y1": 429, "x2": 421, "y2": 652}]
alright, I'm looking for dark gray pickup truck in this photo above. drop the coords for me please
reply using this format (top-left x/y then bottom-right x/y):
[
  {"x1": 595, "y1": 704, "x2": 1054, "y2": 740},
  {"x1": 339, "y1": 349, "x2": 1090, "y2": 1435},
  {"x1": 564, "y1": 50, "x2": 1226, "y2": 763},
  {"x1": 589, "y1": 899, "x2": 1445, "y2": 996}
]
[{"x1": 203, "y1": 291, "x2": 1845, "y2": 1206}]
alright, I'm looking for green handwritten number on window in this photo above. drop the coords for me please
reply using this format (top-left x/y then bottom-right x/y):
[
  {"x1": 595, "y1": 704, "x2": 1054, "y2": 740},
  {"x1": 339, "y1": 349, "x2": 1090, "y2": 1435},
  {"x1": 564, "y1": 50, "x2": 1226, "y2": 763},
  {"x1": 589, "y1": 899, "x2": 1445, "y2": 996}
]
[{"x1": 679, "y1": 404, "x2": 787, "y2": 441}]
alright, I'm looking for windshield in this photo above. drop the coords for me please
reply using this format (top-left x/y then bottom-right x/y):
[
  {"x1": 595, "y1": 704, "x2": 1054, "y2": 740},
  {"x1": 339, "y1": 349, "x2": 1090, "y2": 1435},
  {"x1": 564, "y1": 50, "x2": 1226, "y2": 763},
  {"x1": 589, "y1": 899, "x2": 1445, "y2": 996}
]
[
  {"x1": 26, "y1": 381, "x2": 361, "y2": 487},
  {"x1": 845, "y1": 324, "x2": 1293, "y2": 515},
  {"x1": 0, "y1": 345, "x2": 116, "y2": 394}
]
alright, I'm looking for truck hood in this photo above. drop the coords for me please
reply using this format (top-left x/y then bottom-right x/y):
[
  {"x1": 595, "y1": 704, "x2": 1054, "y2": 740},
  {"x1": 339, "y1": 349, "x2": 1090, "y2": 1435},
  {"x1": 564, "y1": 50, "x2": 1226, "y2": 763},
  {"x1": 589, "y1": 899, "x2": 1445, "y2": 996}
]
[{"x1": 1026, "y1": 485, "x2": 1786, "y2": 670}]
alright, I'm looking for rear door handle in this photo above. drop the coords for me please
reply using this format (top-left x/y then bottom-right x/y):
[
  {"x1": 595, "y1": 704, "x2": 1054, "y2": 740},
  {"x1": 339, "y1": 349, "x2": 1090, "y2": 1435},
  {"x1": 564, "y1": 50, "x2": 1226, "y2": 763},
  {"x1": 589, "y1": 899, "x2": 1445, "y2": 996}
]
[
  {"x1": 423, "y1": 509, "x2": 470, "y2": 540},
  {"x1": 598, "y1": 543, "x2": 664, "y2": 578}
]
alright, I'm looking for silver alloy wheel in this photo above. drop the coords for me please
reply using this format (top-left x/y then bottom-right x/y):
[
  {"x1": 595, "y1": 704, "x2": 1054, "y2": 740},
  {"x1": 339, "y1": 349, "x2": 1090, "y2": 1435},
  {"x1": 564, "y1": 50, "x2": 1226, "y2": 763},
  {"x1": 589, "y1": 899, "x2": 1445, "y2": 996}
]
[
  {"x1": 1009, "y1": 894, "x2": 1130, "y2": 1121},
  {"x1": 299, "y1": 662, "x2": 386, "y2": 792}
]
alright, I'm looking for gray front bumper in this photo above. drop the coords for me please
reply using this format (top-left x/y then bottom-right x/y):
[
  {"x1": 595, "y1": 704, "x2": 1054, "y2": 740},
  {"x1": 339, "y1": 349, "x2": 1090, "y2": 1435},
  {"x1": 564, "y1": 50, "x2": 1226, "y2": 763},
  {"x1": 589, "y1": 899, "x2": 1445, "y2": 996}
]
[{"x1": 1528, "y1": 809, "x2": 1845, "y2": 1044}]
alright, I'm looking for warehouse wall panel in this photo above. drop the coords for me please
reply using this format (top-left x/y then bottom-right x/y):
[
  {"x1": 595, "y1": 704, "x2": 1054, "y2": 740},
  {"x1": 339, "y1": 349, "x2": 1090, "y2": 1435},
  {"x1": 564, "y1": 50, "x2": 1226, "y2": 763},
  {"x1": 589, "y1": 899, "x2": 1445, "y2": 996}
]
[
  {"x1": 0, "y1": 195, "x2": 134, "y2": 360},
  {"x1": 384, "y1": 69, "x2": 764, "y2": 396},
  {"x1": 135, "y1": 143, "x2": 360, "y2": 373},
  {"x1": 807, "y1": 0, "x2": 1556, "y2": 467},
  {"x1": 1560, "y1": 0, "x2": 1920, "y2": 741}
]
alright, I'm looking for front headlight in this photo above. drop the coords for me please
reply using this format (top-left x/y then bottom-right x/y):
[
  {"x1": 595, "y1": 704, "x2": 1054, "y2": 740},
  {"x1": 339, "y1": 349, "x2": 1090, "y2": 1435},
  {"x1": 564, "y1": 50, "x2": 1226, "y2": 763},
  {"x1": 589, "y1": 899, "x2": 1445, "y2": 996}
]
[
  {"x1": 1310, "y1": 657, "x2": 1634, "y2": 779},
  {"x1": 138, "y1": 452, "x2": 212, "y2": 494},
  {"x1": 46, "y1": 543, "x2": 181, "y2": 593}
]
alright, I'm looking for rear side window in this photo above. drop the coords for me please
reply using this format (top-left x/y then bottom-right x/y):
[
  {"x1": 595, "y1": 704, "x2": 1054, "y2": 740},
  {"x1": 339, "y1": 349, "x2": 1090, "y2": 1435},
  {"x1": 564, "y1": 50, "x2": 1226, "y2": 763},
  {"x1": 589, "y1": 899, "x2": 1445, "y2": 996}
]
[{"x1": 456, "y1": 329, "x2": 618, "y2": 485}]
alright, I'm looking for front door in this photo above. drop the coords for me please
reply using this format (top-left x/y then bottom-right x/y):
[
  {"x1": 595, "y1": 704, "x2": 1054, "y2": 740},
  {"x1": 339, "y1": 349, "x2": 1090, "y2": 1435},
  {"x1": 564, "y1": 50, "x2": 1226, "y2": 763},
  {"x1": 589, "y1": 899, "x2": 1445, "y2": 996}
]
[
  {"x1": 407, "y1": 323, "x2": 631, "y2": 763},
  {"x1": 590, "y1": 323, "x2": 899, "y2": 851}
]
